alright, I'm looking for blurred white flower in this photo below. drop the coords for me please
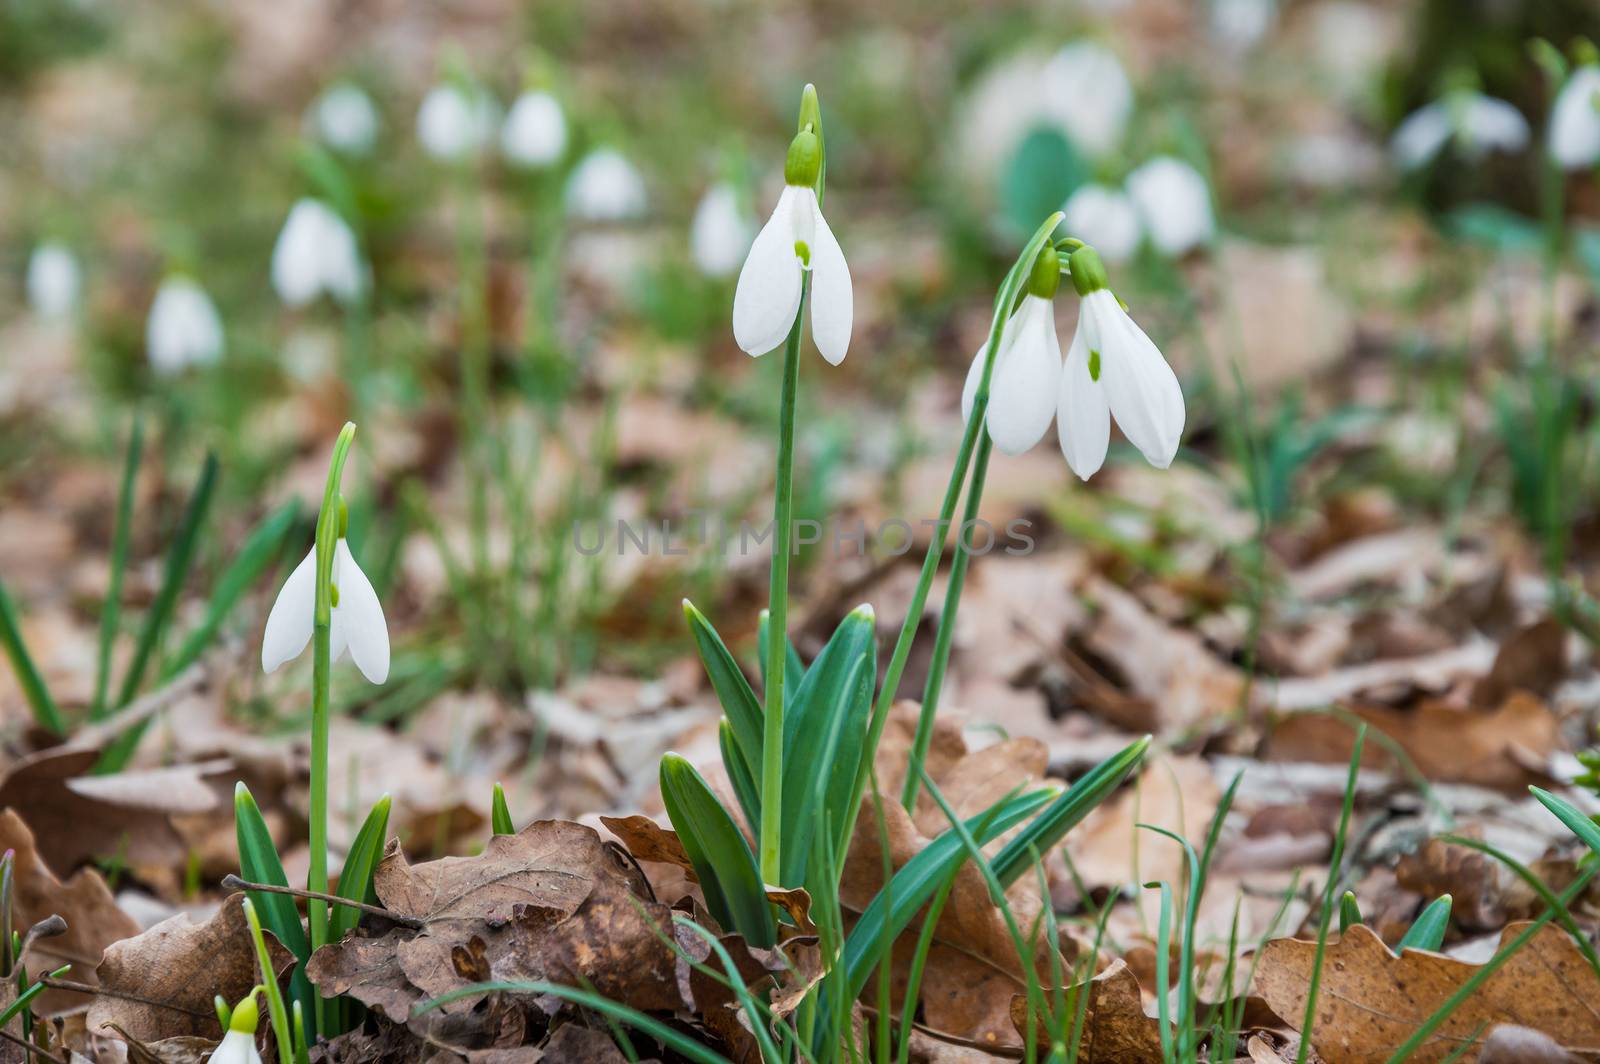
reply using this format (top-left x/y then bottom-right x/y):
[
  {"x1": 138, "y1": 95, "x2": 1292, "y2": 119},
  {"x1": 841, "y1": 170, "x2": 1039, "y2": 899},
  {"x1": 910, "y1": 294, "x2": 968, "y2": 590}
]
[
  {"x1": 1057, "y1": 256, "x2": 1184, "y2": 480},
  {"x1": 564, "y1": 148, "x2": 648, "y2": 222},
  {"x1": 208, "y1": 1026, "x2": 261, "y2": 1064},
  {"x1": 1550, "y1": 65, "x2": 1600, "y2": 171},
  {"x1": 961, "y1": 293, "x2": 1061, "y2": 455},
  {"x1": 26, "y1": 242, "x2": 80, "y2": 320},
  {"x1": 146, "y1": 277, "x2": 223, "y2": 374},
  {"x1": 1063, "y1": 184, "x2": 1142, "y2": 264},
  {"x1": 501, "y1": 90, "x2": 567, "y2": 169},
  {"x1": 733, "y1": 183, "x2": 851, "y2": 365},
  {"x1": 309, "y1": 83, "x2": 379, "y2": 156},
  {"x1": 262, "y1": 536, "x2": 389, "y2": 684},
  {"x1": 1042, "y1": 42, "x2": 1133, "y2": 157},
  {"x1": 1126, "y1": 156, "x2": 1215, "y2": 257},
  {"x1": 1209, "y1": 0, "x2": 1276, "y2": 52},
  {"x1": 416, "y1": 83, "x2": 497, "y2": 162},
  {"x1": 690, "y1": 182, "x2": 754, "y2": 278},
  {"x1": 1391, "y1": 91, "x2": 1528, "y2": 171},
  {"x1": 271, "y1": 199, "x2": 363, "y2": 308}
]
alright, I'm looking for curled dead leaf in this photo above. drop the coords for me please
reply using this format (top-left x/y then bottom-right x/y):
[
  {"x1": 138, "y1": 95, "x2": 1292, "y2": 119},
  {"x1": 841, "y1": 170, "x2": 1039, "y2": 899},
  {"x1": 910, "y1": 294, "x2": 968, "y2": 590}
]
[{"x1": 1006, "y1": 959, "x2": 1166, "y2": 1064}]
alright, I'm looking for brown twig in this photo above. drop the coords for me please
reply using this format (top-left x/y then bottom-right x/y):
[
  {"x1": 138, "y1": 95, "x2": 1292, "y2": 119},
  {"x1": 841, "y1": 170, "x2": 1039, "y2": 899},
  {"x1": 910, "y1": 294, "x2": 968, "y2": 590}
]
[
  {"x1": 221, "y1": 875, "x2": 424, "y2": 930},
  {"x1": 40, "y1": 978, "x2": 209, "y2": 1018},
  {"x1": 0, "y1": 1025, "x2": 67, "y2": 1064}
]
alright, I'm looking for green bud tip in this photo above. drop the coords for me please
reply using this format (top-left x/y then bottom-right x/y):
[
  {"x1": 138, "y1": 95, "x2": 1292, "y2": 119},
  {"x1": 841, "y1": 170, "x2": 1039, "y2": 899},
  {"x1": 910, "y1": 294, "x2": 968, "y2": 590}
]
[
  {"x1": 850, "y1": 603, "x2": 875, "y2": 620},
  {"x1": 330, "y1": 582, "x2": 340, "y2": 608},
  {"x1": 1068, "y1": 246, "x2": 1110, "y2": 297},
  {"x1": 1026, "y1": 245, "x2": 1060, "y2": 300},
  {"x1": 784, "y1": 129, "x2": 821, "y2": 188},
  {"x1": 1574, "y1": 38, "x2": 1600, "y2": 69},
  {"x1": 229, "y1": 989, "x2": 261, "y2": 1034}
]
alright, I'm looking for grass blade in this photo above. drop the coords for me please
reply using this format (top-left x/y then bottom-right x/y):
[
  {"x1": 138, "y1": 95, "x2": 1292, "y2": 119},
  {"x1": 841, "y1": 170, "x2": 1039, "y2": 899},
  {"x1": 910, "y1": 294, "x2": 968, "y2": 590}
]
[
  {"x1": 166, "y1": 500, "x2": 297, "y2": 678},
  {"x1": 490, "y1": 783, "x2": 514, "y2": 836},
  {"x1": 93, "y1": 416, "x2": 144, "y2": 720},
  {"x1": 0, "y1": 580, "x2": 65, "y2": 737},
  {"x1": 329, "y1": 795, "x2": 391, "y2": 941}
]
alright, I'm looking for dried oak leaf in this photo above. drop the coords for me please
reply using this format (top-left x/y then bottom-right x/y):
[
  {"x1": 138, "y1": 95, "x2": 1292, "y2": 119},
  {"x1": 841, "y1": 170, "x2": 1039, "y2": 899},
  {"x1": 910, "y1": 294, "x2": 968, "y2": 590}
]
[
  {"x1": 1254, "y1": 923, "x2": 1600, "y2": 1063},
  {"x1": 1007, "y1": 959, "x2": 1166, "y2": 1064},
  {"x1": 309, "y1": 819, "x2": 676, "y2": 1045},
  {"x1": 0, "y1": 808, "x2": 139, "y2": 1015},
  {"x1": 88, "y1": 892, "x2": 289, "y2": 1042}
]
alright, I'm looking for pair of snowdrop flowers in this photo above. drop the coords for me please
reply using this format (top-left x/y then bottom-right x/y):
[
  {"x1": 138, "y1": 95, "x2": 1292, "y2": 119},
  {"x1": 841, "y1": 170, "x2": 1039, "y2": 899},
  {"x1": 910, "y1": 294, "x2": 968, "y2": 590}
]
[
  {"x1": 262, "y1": 497, "x2": 390, "y2": 685},
  {"x1": 416, "y1": 80, "x2": 571, "y2": 170},
  {"x1": 731, "y1": 125, "x2": 851, "y2": 365},
  {"x1": 1391, "y1": 86, "x2": 1529, "y2": 171},
  {"x1": 963, "y1": 244, "x2": 1183, "y2": 481},
  {"x1": 1062, "y1": 156, "x2": 1215, "y2": 263}
]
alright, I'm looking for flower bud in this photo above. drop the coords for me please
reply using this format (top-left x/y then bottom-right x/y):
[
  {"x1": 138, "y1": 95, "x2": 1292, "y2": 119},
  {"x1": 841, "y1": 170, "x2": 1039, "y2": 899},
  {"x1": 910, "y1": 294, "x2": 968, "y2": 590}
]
[
  {"x1": 1068, "y1": 246, "x2": 1109, "y2": 297},
  {"x1": 1025, "y1": 244, "x2": 1060, "y2": 299},
  {"x1": 784, "y1": 130, "x2": 822, "y2": 188},
  {"x1": 230, "y1": 990, "x2": 260, "y2": 1034}
]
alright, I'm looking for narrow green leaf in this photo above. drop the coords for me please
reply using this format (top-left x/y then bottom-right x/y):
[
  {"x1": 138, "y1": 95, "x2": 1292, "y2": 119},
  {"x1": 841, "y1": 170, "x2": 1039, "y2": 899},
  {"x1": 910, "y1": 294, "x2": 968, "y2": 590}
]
[
  {"x1": 1398, "y1": 895, "x2": 1452, "y2": 952},
  {"x1": 718, "y1": 720, "x2": 760, "y2": 832},
  {"x1": 490, "y1": 784, "x2": 514, "y2": 836},
  {"x1": 0, "y1": 581, "x2": 65, "y2": 737},
  {"x1": 992, "y1": 737, "x2": 1149, "y2": 887},
  {"x1": 234, "y1": 783, "x2": 310, "y2": 962},
  {"x1": 166, "y1": 501, "x2": 297, "y2": 678},
  {"x1": 682, "y1": 601, "x2": 761, "y2": 780},
  {"x1": 659, "y1": 754, "x2": 775, "y2": 947},
  {"x1": 757, "y1": 608, "x2": 805, "y2": 708},
  {"x1": 329, "y1": 795, "x2": 390, "y2": 941},
  {"x1": 1531, "y1": 786, "x2": 1600, "y2": 858},
  {"x1": 1339, "y1": 891, "x2": 1362, "y2": 934},
  {"x1": 93, "y1": 416, "x2": 144, "y2": 720}
]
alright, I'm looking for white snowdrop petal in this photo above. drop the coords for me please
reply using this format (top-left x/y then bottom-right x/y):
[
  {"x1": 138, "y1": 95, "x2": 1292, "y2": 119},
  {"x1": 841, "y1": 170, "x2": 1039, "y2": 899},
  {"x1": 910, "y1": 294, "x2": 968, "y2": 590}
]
[
  {"x1": 210, "y1": 1028, "x2": 264, "y2": 1064},
  {"x1": 986, "y1": 295, "x2": 1060, "y2": 455},
  {"x1": 805, "y1": 191, "x2": 853, "y2": 366},
  {"x1": 335, "y1": 539, "x2": 389, "y2": 684},
  {"x1": 1391, "y1": 102, "x2": 1452, "y2": 170},
  {"x1": 1125, "y1": 157, "x2": 1214, "y2": 257},
  {"x1": 961, "y1": 339, "x2": 993, "y2": 426},
  {"x1": 147, "y1": 278, "x2": 223, "y2": 374},
  {"x1": 1551, "y1": 67, "x2": 1600, "y2": 170},
  {"x1": 564, "y1": 149, "x2": 648, "y2": 222},
  {"x1": 501, "y1": 91, "x2": 567, "y2": 168},
  {"x1": 732, "y1": 186, "x2": 805, "y2": 357},
  {"x1": 27, "y1": 243, "x2": 80, "y2": 320},
  {"x1": 1042, "y1": 42, "x2": 1132, "y2": 157},
  {"x1": 690, "y1": 183, "x2": 753, "y2": 278},
  {"x1": 1057, "y1": 324, "x2": 1109, "y2": 480},
  {"x1": 1089, "y1": 291, "x2": 1185, "y2": 468},
  {"x1": 1467, "y1": 96, "x2": 1529, "y2": 153},
  {"x1": 1062, "y1": 184, "x2": 1141, "y2": 264},
  {"x1": 262, "y1": 547, "x2": 316, "y2": 673},
  {"x1": 312, "y1": 84, "x2": 379, "y2": 155}
]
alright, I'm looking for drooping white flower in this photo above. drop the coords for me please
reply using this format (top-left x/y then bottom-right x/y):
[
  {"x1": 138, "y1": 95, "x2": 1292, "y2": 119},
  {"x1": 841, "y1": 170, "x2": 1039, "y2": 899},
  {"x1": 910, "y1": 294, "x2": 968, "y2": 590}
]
[
  {"x1": 501, "y1": 89, "x2": 567, "y2": 169},
  {"x1": 1042, "y1": 42, "x2": 1133, "y2": 157},
  {"x1": 26, "y1": 242, "x2": 80, "y2": 320},
  {"x1": 416, "y1": 82, "x2": 497, "y2": 162},
  {"x1": 262, "y1": 536, "x2": 389, "y2": 684},
  {"x1": 1062, "y1": 184, "x2": 1141, "y2": 264},
  {"x1": 731, "y1": 128, "x2": 851, "y2": 365},
  {"x1": 1550, "y1": 65, "x2": 1600, "y2": 171},
  {"x1": 146, "y1": 277, "x2": 223, "y2": 374},
  {"x1": 210, "y1": 991, "x2": 263, "y2": 1064},
  {"x1": 271, "y1": 199, "x2": 363, "y2": 308},
  {"x1": 961, "y1": 293, "x2": 1062, "y2": 455},
  {"x1": 1057, "y1": 248, "x2": 1185, "y2": 480},
  {"x1": 691, "y1": 182, "x2": 754, "y2": 278},
  {"x1": 564, "y1": 148, "x2": 648, "y2": 222},
  {"x1": 309, "y1": 83, "x2": 379, "y2": 156},
  {"x1": 1391, "y1": 91, "x2": 1529, "y2": 171},
  {"x1": 1126, "y1": 156, "x2": 1215, "y2": 257}
]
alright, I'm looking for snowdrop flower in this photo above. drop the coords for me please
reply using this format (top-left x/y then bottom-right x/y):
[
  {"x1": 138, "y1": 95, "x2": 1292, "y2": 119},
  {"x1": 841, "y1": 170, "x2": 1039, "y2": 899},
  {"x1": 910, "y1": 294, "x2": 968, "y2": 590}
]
[
  {"x1": 1042, "y1": 42, "x2": 1133, "y2": 157},
  {"x1": 271, "y1": 199, "x2": 363, "y2": 308},
  {"x1": 1126, "y1": 157, "x2": 1215, "y2": 257},
  {"x1": 564, "y1": 148, "x2": 648, "y2": 222},
  {"x1": 262, "y1": 508, "x2": 389, "y2": 684},
  {"x1": 1062, "y1": 184, "x2": 1141, "y2": 264},
  {"x1": 416, "y1": 82, "x2": 496, "y2": 162},
  {"x1": 1058, "y1": 246, "x2": 1184, "y2": 479},
  {"x1": 501, "y1": 89, "x2": 567, "y2": 168},
  {"x1": 146, "y1": 277, "x2": 223, "y2": 374},
  {"x1": 1550, "y1": 65, "x2": 1600, "y2": 170},
  {"x1": 26, "y1": 242, "x2": 80, "y2": 320},
  {"x1": 732, "y1": 126, "x2": 852, "y2": 364},
  {"x1": 961, "y1": 246, "x2": 1061, "y2": 454},
  {"x1": 1209, "y1": 0, "x2": 1276, "y2": 52},
  {"x1": 1391, "y1": 91, "x2": 1529, "y2": 171},
  {"x1": 209, "y1": 993, "x2": 262, "y2": 1064},
  {"x1": 691, "y1": 182, "x2": 754, "y2": 278},
  {"x1": 309, "y1": 83, "x2": 379, "y2": 156}
]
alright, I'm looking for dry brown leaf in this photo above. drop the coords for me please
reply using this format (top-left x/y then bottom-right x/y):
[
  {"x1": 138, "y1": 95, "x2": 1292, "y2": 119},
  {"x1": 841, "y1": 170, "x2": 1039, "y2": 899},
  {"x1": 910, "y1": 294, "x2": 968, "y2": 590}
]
[
  {"x1": 1471, "y1": 618, "x2": 1568, "y2": 707},
  {"x1": 1265, "y1": 641, "x2": 1498, "y2": 713},
  {"x1": 88, "y1": 892, "x2": 289, "y2": 1042},
  {"x1": 1254, "y1": 923, "x2": 1600, "y2": 1063},
  {"x1": 1067, "y1": 755, "x2": 1220, "y2": 898},
  {"x1": 0, "y1": 808, "x2": 139, "y2": 1015},
  {"x1": 1007, "y1": 959, "x2": 1166, "y2": 1064}
]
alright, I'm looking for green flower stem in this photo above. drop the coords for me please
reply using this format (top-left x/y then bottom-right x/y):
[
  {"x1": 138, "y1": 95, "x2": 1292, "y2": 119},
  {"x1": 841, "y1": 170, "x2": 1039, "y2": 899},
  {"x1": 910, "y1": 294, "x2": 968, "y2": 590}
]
[
  {"x1": 242, "y1": 899, "x2": 295, "y2": 1064},
  {"x1": 456, "y1": 166, "x2": 492, "y2": 582},
  {"x1": 308, "y1": 423, "x2": 356, "y2": 973},
  {"x1": 900, "y1": 431, "x2": 992, "y2": 810},
  {"x1": 760, "y1": 279, "x2": 809, "y2": 886}
]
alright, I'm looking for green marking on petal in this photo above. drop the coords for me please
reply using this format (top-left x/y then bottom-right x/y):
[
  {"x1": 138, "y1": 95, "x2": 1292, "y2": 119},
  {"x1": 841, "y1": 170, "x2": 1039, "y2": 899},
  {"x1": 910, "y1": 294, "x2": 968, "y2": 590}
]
[
  {"x1": 794, "y1": 240, "x2": 811, "y2": 267},
  {"x1": 330, "y1": 582, "x2": 340, "y2": 608},
  {"x1": 1088, "y1": 348, "x2": 1102, "y2": 382}
]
